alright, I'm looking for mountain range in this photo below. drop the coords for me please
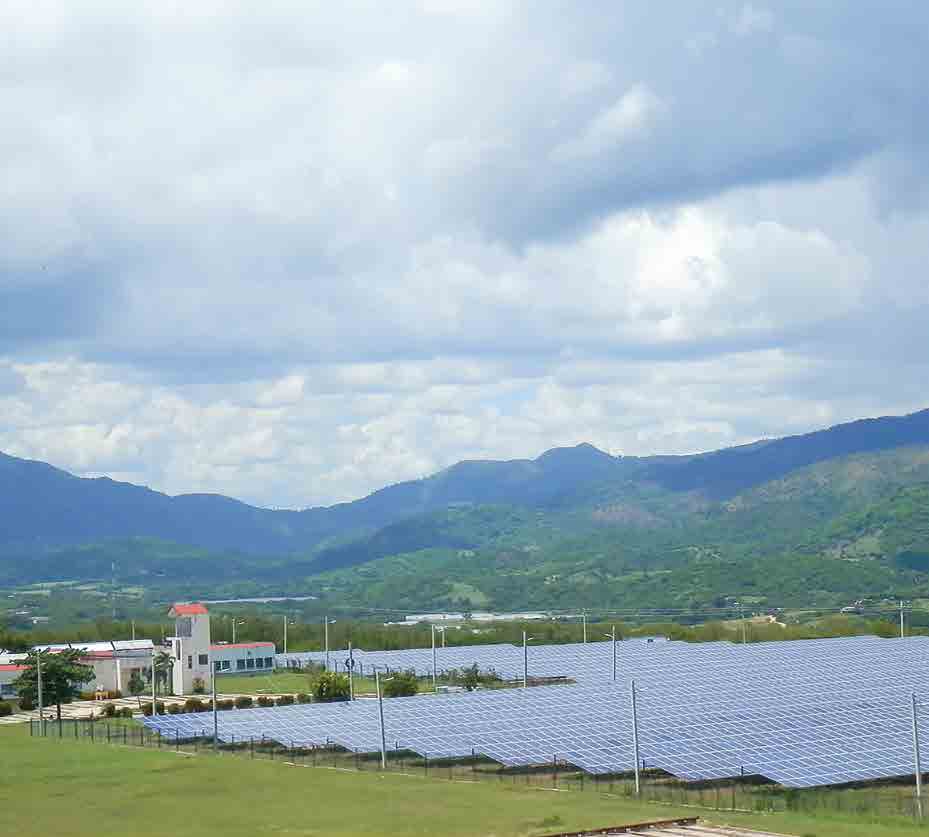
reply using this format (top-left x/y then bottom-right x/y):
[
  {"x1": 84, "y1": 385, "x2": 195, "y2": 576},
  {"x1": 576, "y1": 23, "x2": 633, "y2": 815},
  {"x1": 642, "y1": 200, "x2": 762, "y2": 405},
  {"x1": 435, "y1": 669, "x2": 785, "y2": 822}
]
[{"x1": 4, "y1": 408, "x2": 929, "y2": 612}]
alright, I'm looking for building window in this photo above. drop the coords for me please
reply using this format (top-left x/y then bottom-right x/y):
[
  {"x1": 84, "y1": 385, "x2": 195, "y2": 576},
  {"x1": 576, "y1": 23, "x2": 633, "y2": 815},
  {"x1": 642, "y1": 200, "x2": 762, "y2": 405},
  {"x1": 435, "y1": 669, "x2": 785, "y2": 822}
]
[
  {"x1": 246, "y1": 658, "x2": 255, "y2": 669},
  {"x1": 198, "y1": 654, "x2": 208, "y2": 666},
  {"x1": 265, "y1": 657, "x2": 274, "y2": 668},
  {"x1": 187, "y1": 655, "x2": 192, "y2": 670},
  {"x1": 221, "y1": 661, "x2": 230, "y2": 671},
  {"x1": 236, "y1": 660, "x2": 245, "y2": 670},
  {"x1": 255, "y1": 658, "x2": 264, "y2": 669},
  {"x1": 175, "y1": 640, "x2": 181, "y2": 660}
]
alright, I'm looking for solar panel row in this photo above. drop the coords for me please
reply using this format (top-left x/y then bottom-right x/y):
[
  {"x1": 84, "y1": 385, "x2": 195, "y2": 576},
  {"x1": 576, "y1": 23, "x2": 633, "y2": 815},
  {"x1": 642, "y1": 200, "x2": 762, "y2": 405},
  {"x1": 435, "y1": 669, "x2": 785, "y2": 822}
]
[{"x1": 146, "y1": 635, "x2": 929, "y2": 788}]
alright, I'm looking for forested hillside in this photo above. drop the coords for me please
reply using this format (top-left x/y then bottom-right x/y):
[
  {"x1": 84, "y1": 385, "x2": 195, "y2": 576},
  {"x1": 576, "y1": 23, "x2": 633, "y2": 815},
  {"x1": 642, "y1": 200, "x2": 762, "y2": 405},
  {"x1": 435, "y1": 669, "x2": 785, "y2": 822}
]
[{"x1": 4, "y1": 409, "x2": 929, "y2": 611}]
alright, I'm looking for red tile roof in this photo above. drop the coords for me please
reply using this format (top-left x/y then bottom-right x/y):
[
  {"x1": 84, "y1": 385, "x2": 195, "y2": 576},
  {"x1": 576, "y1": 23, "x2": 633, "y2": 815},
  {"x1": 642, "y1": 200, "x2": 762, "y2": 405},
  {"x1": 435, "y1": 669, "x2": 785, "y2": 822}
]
[
  {"x1": 210, "y1": 642, "x2": 275, "y2": 650},
  {"x1": 170, "y1": 602, "x2": 209, "y2": 616},
  {"x1": 0, "y1": 664, "x2": 26, "y2": 672}
]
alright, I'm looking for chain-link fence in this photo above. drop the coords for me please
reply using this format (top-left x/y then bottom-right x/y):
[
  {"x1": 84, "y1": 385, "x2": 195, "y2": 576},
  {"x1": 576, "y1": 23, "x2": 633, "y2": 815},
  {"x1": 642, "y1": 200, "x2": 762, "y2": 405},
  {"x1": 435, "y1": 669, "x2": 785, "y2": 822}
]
[{"x1": 28, "y1": 717, "x2": 928, "y2": 824}]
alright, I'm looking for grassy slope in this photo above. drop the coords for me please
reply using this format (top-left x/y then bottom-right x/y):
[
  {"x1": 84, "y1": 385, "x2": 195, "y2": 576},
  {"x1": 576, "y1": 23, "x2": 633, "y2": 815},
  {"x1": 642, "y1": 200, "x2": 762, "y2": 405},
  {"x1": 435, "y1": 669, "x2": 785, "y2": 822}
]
[
  {"x1": 1, "y1": 727, "x2": 926, "y2": 837},
  {"x1": 219, "y1": 670, "x2": 378, "y2": 695}
]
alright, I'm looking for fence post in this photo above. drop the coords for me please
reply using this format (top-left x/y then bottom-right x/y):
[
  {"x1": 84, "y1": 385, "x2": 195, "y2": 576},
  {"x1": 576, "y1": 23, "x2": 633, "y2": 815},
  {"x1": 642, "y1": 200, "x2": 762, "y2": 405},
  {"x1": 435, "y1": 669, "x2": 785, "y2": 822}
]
[{"x1": 176, "y1": 730, "x2": 180, "y2": 752}]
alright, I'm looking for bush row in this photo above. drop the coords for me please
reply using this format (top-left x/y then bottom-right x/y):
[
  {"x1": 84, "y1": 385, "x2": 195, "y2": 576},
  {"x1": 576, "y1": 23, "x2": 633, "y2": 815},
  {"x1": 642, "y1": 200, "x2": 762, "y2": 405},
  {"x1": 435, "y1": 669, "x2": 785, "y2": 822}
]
[{"x1": 134, "y1": 693, "x2": 309, "y2": 715}]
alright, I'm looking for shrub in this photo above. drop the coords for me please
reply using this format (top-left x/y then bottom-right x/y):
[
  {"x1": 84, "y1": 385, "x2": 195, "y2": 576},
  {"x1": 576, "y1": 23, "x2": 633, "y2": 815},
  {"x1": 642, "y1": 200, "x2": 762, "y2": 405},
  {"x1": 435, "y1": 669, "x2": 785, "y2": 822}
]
[
  {"x1": 108, "y1": 689, "x2": 123, "y2": 700},
  {"x1": 234, "y1": 695, "x2": 253, "y2": 709},
  {"x1": 191, "y1": 677, "x2": 206, "y2": 694},
  {"x1": 102, "y1": 703, "x2": 117, "y2": 718},
  {"x1": 0, "y1": 702, "x2": 13, "y2": 717},
  {"x1": 18, "y1": 695, "x2": 34, "y2": 711},
  {"x1": 79, "y1": 691, "x2": 96, "y2": 701},
  {"x1": 184, "y1": 698, "x2": 206, "y2": 713},
  {"x1": 310, "y1": 671, "x2": 350, "y2": 703},
  {"x1": 119, "y1": 707, "x2": 133, "y2": 718},
  {"x1": 217, "y1": 699, "x2": 235, "y2": 711},
  {"x1": 275, "y1": 695, "x2": 294, "y2": 707},
  {"x1": 296, "y1": 692, "x2": 311, "y2": 704},
  {"x1": 382, "y1": 670, "x2": 418, "y2": 698},
  {"x1": 141, "y1": 702, "x2": 153, "y2": 716},
  {"x1": 167, "y1": 703, "x2": 182, "y2": 715},
  {"x1": 256, "y1": 696, "x2": 274, "y2": 708}
]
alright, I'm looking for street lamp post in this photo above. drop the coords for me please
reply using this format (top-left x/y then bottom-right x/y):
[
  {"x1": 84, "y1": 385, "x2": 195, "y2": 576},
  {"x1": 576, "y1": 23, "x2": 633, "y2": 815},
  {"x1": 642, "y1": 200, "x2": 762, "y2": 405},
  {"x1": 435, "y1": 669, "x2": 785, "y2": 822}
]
[
  {"x1": 151, "y1": 647, "x2": 157, "y2": 715},
  {"x1": 324, "y1": 616, "x2": 336, "y2": 671},
  {"x1": 348, "y1": 641, "x2": 355, "y2": 701},
  {"x1": 604, "y1": 626, "x2": 617, "y2": 681},
  {"x1": 631, "y1": 679, "x2": 641, "y2": 796},
  {"x1": 211, "y1": 654, "x2": 218, "y2": 751},
  {"x1": 912, "y1": 693, "x2": 924, "y2": 819},
  {"x1": 375, "y1": 668, "x2": 394, "y2": 769},
  {"x1": 36, "y1": 650, "x2": 44, "y2": 736},
  {"x1": 522, "y1": 631, "x2": 534, "y2": 689},
  {"x1": 231, "y1": 618, "x2": 246, "y2": 644}
]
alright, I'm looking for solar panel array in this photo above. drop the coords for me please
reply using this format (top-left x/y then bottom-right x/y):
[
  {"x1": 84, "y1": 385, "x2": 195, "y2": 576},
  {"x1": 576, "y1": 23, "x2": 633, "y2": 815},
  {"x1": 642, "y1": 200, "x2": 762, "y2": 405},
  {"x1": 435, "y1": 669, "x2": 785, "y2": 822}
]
[
  {"x1": 277, "y1": 637, "x2": 666, "y2": 681},
  {"x1": 146, "y1": 635, "x2": 929, "y2": 788}
]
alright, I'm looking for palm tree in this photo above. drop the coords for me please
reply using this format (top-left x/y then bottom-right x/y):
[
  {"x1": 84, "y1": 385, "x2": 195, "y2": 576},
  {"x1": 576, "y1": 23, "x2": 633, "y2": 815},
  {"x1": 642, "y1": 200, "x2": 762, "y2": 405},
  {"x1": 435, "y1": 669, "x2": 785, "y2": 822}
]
[{"x1": 153, "y1": 650, "x2": 175, "y2": 696}]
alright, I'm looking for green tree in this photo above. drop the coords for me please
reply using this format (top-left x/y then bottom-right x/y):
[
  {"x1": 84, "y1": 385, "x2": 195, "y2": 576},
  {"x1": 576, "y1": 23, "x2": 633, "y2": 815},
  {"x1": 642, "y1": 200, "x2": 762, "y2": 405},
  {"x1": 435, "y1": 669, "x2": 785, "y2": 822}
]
[
  {"x1": 127, "y1": 669, "x2": 145, "y2": 696},
  {"x1": 12, "y1": 649, "x2": 94, "y2": 721},
  {"x1": 382, "y1": 669, "x2": 418, "y2": 698},
  {"x1": 459, "y1": 663, "x2": 482, "y2": 691},
  {"x1": 311, "y1": 671, "x2": 350, "y2": 702}
]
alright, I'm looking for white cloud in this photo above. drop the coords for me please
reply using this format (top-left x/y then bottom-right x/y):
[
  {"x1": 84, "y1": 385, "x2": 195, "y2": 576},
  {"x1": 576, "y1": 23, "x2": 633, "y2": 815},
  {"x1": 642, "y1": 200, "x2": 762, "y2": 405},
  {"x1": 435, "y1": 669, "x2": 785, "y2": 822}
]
[{"x1": 0, "y1": 1, "x2": 927, "y2": 507}]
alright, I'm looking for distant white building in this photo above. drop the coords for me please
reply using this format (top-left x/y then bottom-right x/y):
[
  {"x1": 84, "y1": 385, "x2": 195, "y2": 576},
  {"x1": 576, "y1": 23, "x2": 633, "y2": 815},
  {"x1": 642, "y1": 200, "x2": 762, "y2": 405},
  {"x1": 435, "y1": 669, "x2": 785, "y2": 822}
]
[
  {"x1": 167, "y1": 602, "x2": 213, "y2": 695},
  {"x1": 210, "y1": 641, "x2": 276, "y2": 675},
  {"x1": 1, "y1": 602, "x2": 278, "y2": 700},
  {"x1": 0, "y1": 661, "x2": 26, "y2": 699},
  {"x1": 34, "y1": 640, "x2": 156, "y2": 694}
]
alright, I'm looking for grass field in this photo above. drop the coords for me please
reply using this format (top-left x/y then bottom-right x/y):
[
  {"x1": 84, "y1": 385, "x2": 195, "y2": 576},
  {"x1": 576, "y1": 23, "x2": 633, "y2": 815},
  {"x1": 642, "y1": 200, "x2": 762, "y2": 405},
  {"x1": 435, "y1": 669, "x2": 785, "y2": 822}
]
[
  {"x1": 217, "y1": 670, "x2": 378, "y2": 695},
  {"x1": 2, "y1": 726, "x2": 928, "y2": 837}
]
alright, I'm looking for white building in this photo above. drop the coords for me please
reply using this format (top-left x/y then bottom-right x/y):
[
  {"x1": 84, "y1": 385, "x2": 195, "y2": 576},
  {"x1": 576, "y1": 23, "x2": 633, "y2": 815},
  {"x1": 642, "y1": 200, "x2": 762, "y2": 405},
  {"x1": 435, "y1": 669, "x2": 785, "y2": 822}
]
[
  {"x1": 0, "y1": 661, "x2": 26, "y2": 699},
  {"x1": 2, "y1": 640, "x2": 156, "y2": 697},
  {"x1": 167, "y1": 602, "x2": 213, "y2": 695},
  {"x1": 210, "y1": 641, "x2": 276, "y2": 675}
]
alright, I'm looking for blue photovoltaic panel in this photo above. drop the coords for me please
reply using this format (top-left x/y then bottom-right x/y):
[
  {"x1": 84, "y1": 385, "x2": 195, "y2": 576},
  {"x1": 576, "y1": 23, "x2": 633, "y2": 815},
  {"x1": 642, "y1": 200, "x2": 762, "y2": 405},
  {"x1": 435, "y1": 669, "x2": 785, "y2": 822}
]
[{"x1": 147, "y1": 635, "x2": 929, "y2": 788}]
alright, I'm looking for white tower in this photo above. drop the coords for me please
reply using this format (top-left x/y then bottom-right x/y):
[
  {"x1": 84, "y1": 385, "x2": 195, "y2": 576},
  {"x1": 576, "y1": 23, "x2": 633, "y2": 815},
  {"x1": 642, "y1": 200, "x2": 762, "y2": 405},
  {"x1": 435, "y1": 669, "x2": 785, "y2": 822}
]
[{"x1": 167, "y1": 603, "x2": 212, "y2": 695}]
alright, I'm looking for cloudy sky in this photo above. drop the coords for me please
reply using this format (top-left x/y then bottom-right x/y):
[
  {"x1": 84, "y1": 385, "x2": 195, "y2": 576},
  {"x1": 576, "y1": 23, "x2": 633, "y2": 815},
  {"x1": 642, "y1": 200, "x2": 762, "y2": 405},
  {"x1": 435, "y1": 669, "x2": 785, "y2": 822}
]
[{"x1": 2, "y1": 1, "x2": 928, "y2": 508}]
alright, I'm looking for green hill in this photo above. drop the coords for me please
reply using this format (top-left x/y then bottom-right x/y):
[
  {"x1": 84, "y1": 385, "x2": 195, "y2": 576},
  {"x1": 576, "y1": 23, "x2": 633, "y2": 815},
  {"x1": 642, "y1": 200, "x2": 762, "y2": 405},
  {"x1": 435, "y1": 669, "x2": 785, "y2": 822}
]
[{"x1": 6, "y1": 409, "x2": 929, "y2": 611}]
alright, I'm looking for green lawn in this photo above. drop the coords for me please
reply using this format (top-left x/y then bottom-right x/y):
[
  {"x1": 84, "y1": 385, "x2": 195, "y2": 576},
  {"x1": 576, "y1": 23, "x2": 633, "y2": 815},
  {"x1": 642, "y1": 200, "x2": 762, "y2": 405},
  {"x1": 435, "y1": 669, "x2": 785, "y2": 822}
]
[
  {"x1": 217, "y1": 670, "x2": 378, "y2": 695},
  {"x1": 2, "y1": 727, "x2": 927, "y2": 837}
]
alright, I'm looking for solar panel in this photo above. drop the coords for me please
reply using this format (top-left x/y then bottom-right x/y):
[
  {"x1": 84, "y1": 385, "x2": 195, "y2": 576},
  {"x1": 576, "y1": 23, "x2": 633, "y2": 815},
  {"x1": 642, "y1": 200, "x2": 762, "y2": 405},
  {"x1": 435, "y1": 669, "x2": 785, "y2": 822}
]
[{"x1": 149, "y1": 635, "x2": 929, "y2": 789}]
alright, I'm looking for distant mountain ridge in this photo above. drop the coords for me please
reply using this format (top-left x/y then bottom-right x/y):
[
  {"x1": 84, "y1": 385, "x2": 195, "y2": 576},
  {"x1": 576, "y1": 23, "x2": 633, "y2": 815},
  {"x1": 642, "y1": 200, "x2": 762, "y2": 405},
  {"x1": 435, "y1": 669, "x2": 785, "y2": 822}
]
[{"x1": 5, "y1": 407, "x2": 929, "y2": 601}]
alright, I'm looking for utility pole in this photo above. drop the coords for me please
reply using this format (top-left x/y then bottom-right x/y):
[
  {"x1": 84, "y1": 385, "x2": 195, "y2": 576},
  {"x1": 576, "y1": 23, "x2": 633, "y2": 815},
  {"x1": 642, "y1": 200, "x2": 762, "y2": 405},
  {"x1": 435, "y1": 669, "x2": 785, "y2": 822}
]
[
  {"x1": 901, "y1": 600, "x2": 906, "y2": 639},
  {"x1": 131, "y1": 620, "x2": 136, "y2": 641},
  {"x1": 631, "y1": 679, "x2": 641, "y2": 795},
  {"x1": 913, "y1": 692, "x2": 923, "y2": 819},
  {"x1": 582, "y1": 611, "x2": 587, "y2": 644},
  {"x1": 431, "y1": 625, "x2": 438, "y2": 692},
  {"x1": 283, "y1": 615, "x2": 288, "y2": 655},
  {"x1": 739, "y1": 603, "x2": 747, "y2": 644}
]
